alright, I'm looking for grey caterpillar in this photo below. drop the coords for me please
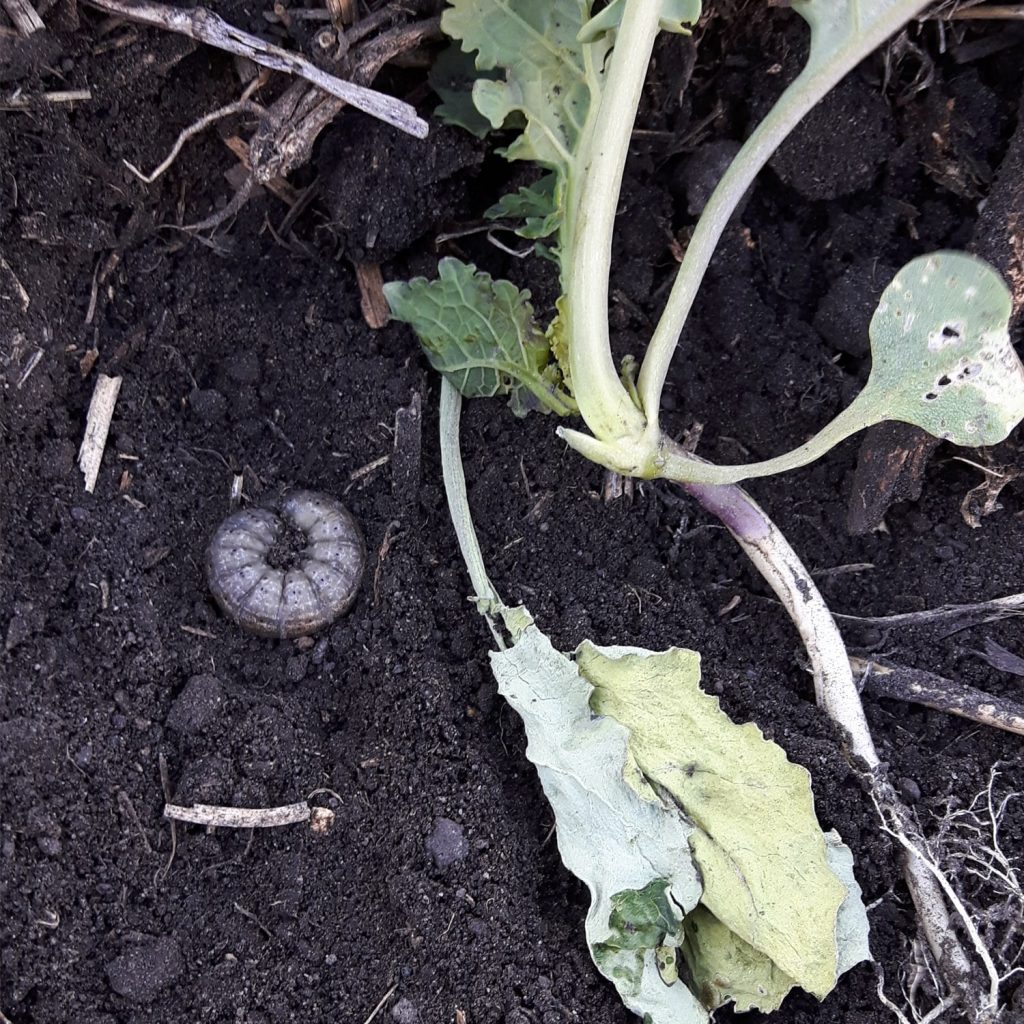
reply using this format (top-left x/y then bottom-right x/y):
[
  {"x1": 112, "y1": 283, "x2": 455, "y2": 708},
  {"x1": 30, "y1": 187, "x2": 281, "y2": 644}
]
[{"x1": 206, "y1": 489, "x2": 366, "y2": 639}]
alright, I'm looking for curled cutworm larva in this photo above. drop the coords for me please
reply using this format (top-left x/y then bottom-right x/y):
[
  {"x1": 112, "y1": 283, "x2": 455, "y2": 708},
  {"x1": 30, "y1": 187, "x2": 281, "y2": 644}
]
[{"x1": 206, "y1": 489, "x2": 366, "y2": 639}]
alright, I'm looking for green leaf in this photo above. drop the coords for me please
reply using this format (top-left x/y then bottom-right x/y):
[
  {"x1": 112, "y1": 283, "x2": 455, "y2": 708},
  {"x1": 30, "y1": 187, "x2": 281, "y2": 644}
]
[
  {"x1": 490, "y1": 612, "x2": 709, "y2": 1024},
  {"x1": 861, "y1": 251, "x2": 1024, "y2": 445},
  {"x1": 383, "y1": 258, "x2": 575, "y2": 416},
  {"x1": 440, "y1": 0, "x2": 602, "y2": 178},
  {"x1": 429, "y1": 43, "x2": 499, "y2": 137},
  {"x1": 601, "y1": 880, "x2": 681, "y2": 950},
  {"x1": 578, "y1": 0, "x2": 701, "y2": 43},
  {"x1": 656, "y1": 251, "x2": 1024, "y2": 485},
  {"x1": 579, "y1": 643, "x2": 867, "y2": 1004},
  {"x1": 484, "y1": 173, "x2": 560, "y2": 241}
]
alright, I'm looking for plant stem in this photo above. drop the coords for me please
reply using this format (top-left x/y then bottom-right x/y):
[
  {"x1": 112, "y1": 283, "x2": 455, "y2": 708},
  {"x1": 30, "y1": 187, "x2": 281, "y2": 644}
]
[
  {"x1": 681, "y1": 479, "x2": 877, "y2": 757},
  {"x1": 636, "y1": 0, "x2": 932, "y2": 438},
  {"x1": 438, "y1": 378, "x2": 503, "y2": 617},
  {"x1": 563, "y1": 0, "x2": 659, "y2": 444}
]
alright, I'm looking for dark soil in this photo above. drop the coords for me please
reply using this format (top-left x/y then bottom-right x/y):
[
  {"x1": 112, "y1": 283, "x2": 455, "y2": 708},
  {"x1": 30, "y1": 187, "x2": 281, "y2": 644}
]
[{"x1": 2, "y1": 4, "x2": 1024, "y2": 1023}]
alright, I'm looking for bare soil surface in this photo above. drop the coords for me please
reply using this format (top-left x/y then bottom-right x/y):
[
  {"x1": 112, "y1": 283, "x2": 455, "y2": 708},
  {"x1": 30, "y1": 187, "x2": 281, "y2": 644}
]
[{"x1": 2, "y1": 3, "x2": 1023, "y2": 1023}]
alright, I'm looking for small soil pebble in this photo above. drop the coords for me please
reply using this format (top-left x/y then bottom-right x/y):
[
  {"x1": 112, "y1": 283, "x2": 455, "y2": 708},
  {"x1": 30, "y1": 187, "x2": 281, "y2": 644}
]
[
  {"x1": 426, "y1": 817, "x2": 468, "y2": 870},
  {"x1": 187, "y1": 388, "x2": 227, "y2": 424},
  {"x1": 4, "y1": 600, "x2": 45, "y2": 652},
  {"x1": 674, "y1": 139, "x2": 746, "y2": 218},
  {"x1": 391, "y1": 997, "x2": 421, "y2": 1024},
  {"x1": 899, "y1": 778, "x2": 922, "y2": 804},
  {"x1": 166, "y1": 674, "x2": 225, "y2": 734},
  {"x1": 106, "y1": 936, "x2": 183, "y2": 1003}
]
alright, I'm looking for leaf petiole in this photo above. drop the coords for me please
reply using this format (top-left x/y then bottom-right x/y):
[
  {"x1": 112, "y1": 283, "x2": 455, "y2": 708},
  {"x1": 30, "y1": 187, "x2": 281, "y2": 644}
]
[{"x1": 634, "y1": 0, "x2": 933, "y2": 437}]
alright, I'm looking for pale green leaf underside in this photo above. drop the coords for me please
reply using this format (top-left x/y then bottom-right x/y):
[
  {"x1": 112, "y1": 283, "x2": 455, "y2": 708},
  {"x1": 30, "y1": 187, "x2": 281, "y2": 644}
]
[
  {"x1": 579, "y1": 0, "x2": 701, "y2": 42},
  {"x1": 490, "y1": 613, "x2": 708, "y2": 1024},
  {"x1": 579, "y1": 643, "x2": 854, "y2": 1000},
  {"x1": 794, "y1": 0, "x2": 932, "y2": 74}
]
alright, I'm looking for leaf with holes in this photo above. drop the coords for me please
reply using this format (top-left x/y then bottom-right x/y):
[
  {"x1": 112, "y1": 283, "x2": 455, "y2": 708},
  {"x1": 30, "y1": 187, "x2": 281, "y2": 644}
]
[
  {"x1": 859, "y1": 251, "x2": 1024, "y2": 446},
  {"x1": 654, "y1": 251, "x2": 1024, "y2": 485}
]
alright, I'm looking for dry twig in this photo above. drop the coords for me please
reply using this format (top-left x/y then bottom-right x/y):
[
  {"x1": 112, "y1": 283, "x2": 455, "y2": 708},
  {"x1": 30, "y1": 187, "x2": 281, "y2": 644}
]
[
  {"x1": 852, "y1": 657, "x2": 1024, "y2": 737},
  {"x1": 1, "y1": 0, "x2": 44, "y2": 35},
  {"x1": 0, "y1": 89, "x2": 92, "y2": 110},
  {"x1": 946, "y1": 3, "x2": 1024, "y2": 18},
  {"x1": 354, "y1": 262, "x2": 390, "y2": 329},
  {"x1": 163, "y1": 800, "x2": 310, "y2": 827},
  {"x1": 836, "y1": 595, "x2": 1024, "y2": 633},
  {"x1": 115, "y1": 12, "x2": 439, "y2": 232},
  {"x1": 83, "y1": 0, "x2": 427, "y2": 137}
]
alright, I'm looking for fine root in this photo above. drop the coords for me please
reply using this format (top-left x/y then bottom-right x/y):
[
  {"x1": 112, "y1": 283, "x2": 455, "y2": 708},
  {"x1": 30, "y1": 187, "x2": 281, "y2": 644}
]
[
  {"x1": 123, "y1": 99, "x2": 277, "y2": 184},
  {"x1": 878, "y1": 767, "x2": 1023, "y2": 1021}
]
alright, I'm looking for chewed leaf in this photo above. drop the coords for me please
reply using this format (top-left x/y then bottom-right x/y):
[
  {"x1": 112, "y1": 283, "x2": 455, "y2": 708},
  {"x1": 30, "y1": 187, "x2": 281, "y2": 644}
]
[
  {"x1": 383, "y1": 258, "x2": 575, "y2": 417},
  {"x1": 863, "y1": 251, "x2": 1024, "y2": 445},
  {"x1": 653, "y1": 250, "x2": 1024, "y2": 486}
]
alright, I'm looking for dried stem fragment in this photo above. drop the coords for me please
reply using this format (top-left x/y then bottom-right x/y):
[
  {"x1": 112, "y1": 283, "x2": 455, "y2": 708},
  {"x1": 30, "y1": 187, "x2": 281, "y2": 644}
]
[
  {"x1": 78, "y1": 373, "x2": 122, "y2": 493},
  {"x1": 83, "y1": 0, "x2": 427, "y2": 138},
  {"x1": 1, "y1": 0, "x2": 43, "y2": 35},
  {"x1": 852, "y1": 656, "x2": 1024, "y2": 737},
  {"x1": 163, "y1": 801, "x2": 311, "y2": 828}
]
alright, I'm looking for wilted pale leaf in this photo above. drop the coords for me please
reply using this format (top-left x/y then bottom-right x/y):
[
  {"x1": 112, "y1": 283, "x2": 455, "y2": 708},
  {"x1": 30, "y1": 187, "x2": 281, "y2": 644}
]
[
  {"x1": 490, "y1": 613, "x2": 708, "y2": 1024},
  {"x1": 579, "y1": 643, "x2": 854, "y2": 999}
]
